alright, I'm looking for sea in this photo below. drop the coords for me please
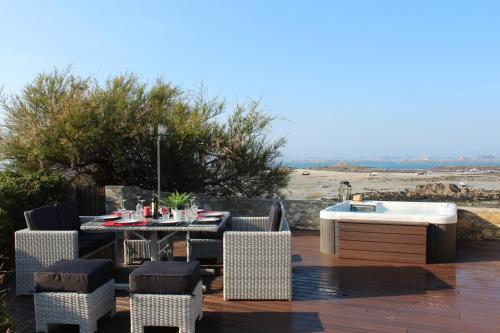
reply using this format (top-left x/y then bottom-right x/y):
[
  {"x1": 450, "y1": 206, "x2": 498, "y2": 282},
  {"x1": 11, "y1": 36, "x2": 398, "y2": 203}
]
[{"x1": 284, "y1": 160, "x2": 500, "y2": 170}]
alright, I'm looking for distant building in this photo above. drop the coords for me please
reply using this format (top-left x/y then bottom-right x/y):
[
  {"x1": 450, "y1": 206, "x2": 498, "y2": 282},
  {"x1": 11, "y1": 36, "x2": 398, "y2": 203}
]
[{"x1": 477, "y1": 155, "x2": 496, "y2": 160}]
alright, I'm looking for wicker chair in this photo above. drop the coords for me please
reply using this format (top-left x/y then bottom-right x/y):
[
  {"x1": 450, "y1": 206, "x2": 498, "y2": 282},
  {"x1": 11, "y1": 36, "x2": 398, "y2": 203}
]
[
  {"x1": 223, "y1": 202, "x2": 292, "y2": 300},
  {"x1": 15, "y1": 202, "x2": 116, "y2": 295}
]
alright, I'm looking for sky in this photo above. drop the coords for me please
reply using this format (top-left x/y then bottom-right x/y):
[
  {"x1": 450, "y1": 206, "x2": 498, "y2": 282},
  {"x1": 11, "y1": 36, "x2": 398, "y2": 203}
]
[{"x1": 1, "y1": 0, "x2": 500, "y2": 160}]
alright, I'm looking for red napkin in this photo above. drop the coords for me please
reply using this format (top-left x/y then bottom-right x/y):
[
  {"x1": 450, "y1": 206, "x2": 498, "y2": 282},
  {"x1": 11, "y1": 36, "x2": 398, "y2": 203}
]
[{"x1": 103, "y1": 220, "x2": 148, "y2": 227}]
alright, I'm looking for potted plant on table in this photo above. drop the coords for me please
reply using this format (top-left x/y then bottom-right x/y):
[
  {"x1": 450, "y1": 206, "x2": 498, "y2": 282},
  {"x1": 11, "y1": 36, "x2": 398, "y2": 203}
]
[{"x1": 160, "y1": 191, "x2": 191, "y2": 220}]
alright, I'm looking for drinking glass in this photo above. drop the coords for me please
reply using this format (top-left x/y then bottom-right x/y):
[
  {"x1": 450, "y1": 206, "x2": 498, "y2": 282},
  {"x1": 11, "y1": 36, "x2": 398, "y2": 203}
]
[
  {"x1": 183, "y1": 203, "x2": 191, "y2": 224},
  {"x1": 181, "y1": 208, "x2": 186, "y2": 223},
  {"x1": 160, "y1": 205, "x2": 168, "y2": 220},
  {"x1": 188, "y1": 206, "x2": 194, "y2": 222}
]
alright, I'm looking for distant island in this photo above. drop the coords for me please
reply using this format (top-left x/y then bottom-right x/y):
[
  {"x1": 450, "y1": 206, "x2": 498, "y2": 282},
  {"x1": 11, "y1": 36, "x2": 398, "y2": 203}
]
[{"x1": 284, "y1": 157, "x2": 500, "y2": 171}]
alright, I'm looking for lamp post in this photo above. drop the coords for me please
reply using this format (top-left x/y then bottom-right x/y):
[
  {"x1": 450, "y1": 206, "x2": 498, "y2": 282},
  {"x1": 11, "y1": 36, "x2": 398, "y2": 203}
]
[{"x1": 151, "y1": 124, "x2": 167, "y2": 201}]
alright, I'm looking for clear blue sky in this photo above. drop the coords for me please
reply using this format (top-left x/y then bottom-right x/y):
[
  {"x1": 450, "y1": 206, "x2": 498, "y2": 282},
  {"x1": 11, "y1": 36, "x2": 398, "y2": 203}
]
[{"x1": 1, "y1": 1, "x2": 500, "y2": 160}]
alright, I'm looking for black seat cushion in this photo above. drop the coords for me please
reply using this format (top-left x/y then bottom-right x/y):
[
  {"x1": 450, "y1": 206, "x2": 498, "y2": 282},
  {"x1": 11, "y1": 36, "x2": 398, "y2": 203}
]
[
  {"x1": 267, "y1": 202, "x2": 282, "y2": 231},
  {"x1": 189, "y1": 228, "x2": 225, "y2": 240},
  {"x1": 130, "y1": 261, "x2": 200, "y2": 294},
  {"x1": 78, "y1": 232, "x2": 116, "y2": 257},
  {"x1": 34, "y1": 259, "x2": 113, "y2": 293},
  {"x1": 24, "y1": 205, "x2": 61, "y2": 230},
  {"x1": 55, "y1": 201, "x2": 81, "y2": 231}
]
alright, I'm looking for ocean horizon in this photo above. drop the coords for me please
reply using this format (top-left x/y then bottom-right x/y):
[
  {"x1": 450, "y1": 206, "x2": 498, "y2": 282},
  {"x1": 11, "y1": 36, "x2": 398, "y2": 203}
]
[{"x1": 284, "y1": 160, "x2": 500, "y2": 170}]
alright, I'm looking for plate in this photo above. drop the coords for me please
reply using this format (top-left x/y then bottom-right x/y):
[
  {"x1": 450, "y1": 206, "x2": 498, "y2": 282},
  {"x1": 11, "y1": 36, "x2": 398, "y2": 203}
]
[
  {"x1": 114, "y1": 218, "x2": 141, "y2": 224},
  {"x1": 155, "y1": 219, "x2": 182, "y2": 224},
  {"x1": 96, "y1": 215, "x2": 121, "y2": 221},
  {"x1": 195, "y1": 217, "x2": 221, "y2": 223},
  {"x1": 201, "y1": 212, "x2": 224, "y2": 217}
]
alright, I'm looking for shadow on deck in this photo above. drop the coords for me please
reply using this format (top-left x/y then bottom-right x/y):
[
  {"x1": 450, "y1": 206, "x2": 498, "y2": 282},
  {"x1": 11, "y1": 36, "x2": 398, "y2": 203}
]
[{"x1": 293, "y1": 265, "x2": 452, "y2": 300}]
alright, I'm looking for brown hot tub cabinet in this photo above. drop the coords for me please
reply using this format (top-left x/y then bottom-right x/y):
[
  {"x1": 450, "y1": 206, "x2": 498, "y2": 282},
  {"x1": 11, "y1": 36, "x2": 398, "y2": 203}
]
[
  {"x1": 320, "y1": 201, "x2": 458, "y2": 264},
  {"x1": 320, "y1": 220, "x2": 457, "y2": 264}
]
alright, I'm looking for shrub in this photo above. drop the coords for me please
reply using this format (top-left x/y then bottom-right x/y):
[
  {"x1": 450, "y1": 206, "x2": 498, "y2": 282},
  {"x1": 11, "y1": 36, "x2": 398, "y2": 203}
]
[
  {"x1": 0, "y1": 69, "x2": 290, "y2": 198},
  {"x1": 0, "y1": 170, "x2": 71, "y2": 267}
]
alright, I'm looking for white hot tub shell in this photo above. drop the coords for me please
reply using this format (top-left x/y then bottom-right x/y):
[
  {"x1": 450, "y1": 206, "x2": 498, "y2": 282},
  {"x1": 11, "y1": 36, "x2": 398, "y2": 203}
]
[{"x1": 320, "y1": 201, "x2": 457, "y2": 225}]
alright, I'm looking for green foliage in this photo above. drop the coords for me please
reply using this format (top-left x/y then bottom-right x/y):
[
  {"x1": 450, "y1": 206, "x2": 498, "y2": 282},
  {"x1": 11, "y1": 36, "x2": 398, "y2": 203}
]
[
  {"x1": 0, "y1": 209, "x2": 11, "y2": 257},
  {"x1": 0, "y1": 170, "x2": 71, "y2": 265},
  {"x1": 1, "y1": 68, "x2": 290, "y2": 198},
  {"x1": 160, "y1": 191, "x2": 191, "y2": 210},
  {"x1": 0, "y1": 288, "x2": 15, "y2": 333}
]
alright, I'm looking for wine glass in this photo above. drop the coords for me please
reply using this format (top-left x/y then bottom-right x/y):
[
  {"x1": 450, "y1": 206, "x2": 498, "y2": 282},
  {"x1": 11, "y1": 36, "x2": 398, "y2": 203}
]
[
  {"x1": 190, "y1": 195, "x2": 198, "y2": 214},
  {"x1": 139, "y1": 200, "x2": 145, "y2": 217},
  {"x1": 120, "y1": 199, "x2": 127, "y2": 212},
  {"x1": 135, "y1": 196, "x2": 142, "y2": 218}
]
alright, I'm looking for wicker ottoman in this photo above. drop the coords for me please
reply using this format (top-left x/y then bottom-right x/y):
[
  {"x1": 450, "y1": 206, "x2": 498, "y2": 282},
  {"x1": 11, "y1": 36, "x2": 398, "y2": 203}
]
[
  {"x1": 129, "y1": 261, "x2": 203, "y2": 333},
  {"x1": 33, "y1": 259, "x2": 116, "y2": 333}
]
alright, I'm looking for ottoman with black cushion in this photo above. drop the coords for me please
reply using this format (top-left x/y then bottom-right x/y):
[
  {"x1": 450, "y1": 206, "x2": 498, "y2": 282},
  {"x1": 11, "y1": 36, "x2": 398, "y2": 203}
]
[
  {"x1": 129, "y1": 261, "x2": 203, "y2": 333},
  {"x1": 33, "y1": 259, "x2": 116, "y2": 333}
]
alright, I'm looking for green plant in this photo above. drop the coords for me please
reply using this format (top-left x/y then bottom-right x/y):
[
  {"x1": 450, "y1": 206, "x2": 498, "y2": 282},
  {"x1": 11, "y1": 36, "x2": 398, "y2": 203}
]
[{"x1": 160, "y1": 191, "x2": 191, "y2": 210}]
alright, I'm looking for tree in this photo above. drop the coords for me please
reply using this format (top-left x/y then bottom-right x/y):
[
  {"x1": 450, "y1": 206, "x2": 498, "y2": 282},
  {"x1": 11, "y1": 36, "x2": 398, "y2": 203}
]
[{"x1": 0, "y1": 69, "x2": 290, "y2": 198}]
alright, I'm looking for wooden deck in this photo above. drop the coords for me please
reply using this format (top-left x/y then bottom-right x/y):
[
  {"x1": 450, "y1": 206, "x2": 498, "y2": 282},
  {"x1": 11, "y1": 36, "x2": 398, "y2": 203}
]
[{"x1": 9, "y1": 230, "x2": 500, "y2": 333}]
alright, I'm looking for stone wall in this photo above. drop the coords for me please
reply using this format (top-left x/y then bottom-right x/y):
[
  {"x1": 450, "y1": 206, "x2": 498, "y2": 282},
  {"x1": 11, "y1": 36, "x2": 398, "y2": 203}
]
[
  {"x1": 105, "y1": 185, "x2": 336, "y2": 229},
  {"x1": 195, "y1": 196, "x2": 337, "y2": 229},
  {"x1": 105, "y1": 186, "x2": 500, "y2": 239}
]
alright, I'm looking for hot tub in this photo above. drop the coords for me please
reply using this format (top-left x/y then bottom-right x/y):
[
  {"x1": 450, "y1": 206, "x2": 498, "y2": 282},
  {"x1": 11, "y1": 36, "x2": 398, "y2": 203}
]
[{"x1": 319, "y1": 201, "x2": 457, "y2": 263}]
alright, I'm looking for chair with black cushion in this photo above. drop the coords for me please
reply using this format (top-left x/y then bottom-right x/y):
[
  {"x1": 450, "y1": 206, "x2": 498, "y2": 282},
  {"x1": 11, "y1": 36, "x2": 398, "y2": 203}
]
[
  {"x1": 186, "y1": 227, "x2": 225, "y2": 264},
  {"x1": 223, "y1": 201, "x2": 292, "y2": 300},
  {"x1": 15, "y1": 201, "x2": 116, "y2": 295},
  {"x1": 187, "y1": 203, "x2": 284, "y2": 264},
  {"x1": 129, "y1": 261, "x2": 203, "y2": 333},
  {"x1": 33, "y1": 259, "x2": 116, "y2": 333}
]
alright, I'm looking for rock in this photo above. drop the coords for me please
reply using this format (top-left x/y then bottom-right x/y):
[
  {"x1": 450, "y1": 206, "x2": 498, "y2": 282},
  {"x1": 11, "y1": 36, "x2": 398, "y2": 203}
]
[
  {"x1": 482, "y1": 228, "x2": 493, "y2": 237},
  {"x1": 447, "y1": 183, "x2": 460, "y2": 194},
  {"x1": 360, "y1": 182, "x2": 500, "y2": 203}
]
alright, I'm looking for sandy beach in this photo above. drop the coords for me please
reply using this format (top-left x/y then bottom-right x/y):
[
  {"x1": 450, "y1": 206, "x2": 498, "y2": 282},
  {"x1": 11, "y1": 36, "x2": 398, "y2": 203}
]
[{"x1": 285, "y1": 168, "x2": 500, "y2": 200}]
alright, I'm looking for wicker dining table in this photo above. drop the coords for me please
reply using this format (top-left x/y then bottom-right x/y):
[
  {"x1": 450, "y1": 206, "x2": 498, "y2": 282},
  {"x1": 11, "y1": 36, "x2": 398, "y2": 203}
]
[{"x1": 80, "y1": 211, "x2": 231, "y2": 262}]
